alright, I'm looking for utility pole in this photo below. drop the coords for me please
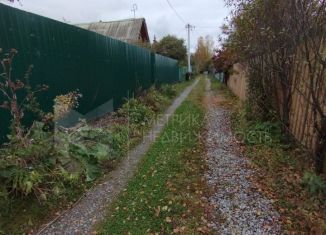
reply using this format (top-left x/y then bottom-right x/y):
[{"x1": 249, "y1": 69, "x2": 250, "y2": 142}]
[
  {"x1": 186, "y1": 24, "x2": 195, "y2": 74},
  {"x1": 131, "y1": 4, "x2": 138, "y2": 19}
]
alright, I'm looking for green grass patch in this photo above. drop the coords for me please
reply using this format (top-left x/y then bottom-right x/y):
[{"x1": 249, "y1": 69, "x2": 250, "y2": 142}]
[
  {"x1": 209, "y1": 77, "x2": 238, "y2": 107},
  {"x1": 210, "y1": 76, "x2": 226, "y2": 92},
  {"x1": 98, "y1": 78, "x2": 212, "y2": 234}
]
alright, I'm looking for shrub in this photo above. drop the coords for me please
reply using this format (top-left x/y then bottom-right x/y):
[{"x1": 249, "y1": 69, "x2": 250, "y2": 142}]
[
  {"x1": 117, "y1": 98, "x2": 154, "y2": 126},
  {"x1": 159, "y1": 84, "x2": 177, "y2": 98},
  {"x1": 0, "y1": 120, "x2": 129, "y2": 204},
  {"x1": 302, "y1": 171, "x2": 326, "y2": 197},
  {"x1": 0, "y1": 49, "x2": 48, "y2": 142},
  {"x1": 0, "y1": 122, "x2": 55, "y2": 198},
  {"x1": 244, "y1": 121, "x2": 283, "y2": 146},
  {"x1": 232, "y1": 105, "x2": 283, "y2": 147},
  {"x1": 140, "y1": 87, "x2": 169, "y2": 112},
  {"x1": 109, "y1": 125, "x2": 130, "y2": 157}
]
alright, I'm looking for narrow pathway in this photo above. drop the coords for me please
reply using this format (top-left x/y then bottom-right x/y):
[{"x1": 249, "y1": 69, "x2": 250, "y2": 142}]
[
  {"x1": 37, "y1": 80, "x2": 198, "y2": 235},
  {"x1": 204, "y1": 78, "x2": 282, "y2": 235}
]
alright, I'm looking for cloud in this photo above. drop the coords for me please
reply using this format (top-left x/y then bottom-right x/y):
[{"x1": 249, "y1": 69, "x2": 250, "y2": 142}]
[{"x1": 2, "y1": 0, "x2": 230, "y2": 51}]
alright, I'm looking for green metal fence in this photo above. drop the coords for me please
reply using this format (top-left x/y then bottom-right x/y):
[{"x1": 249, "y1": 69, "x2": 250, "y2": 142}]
[
  {"x1": 179, "y1": 67, "x2": 187, "y2": 82},
  {"x1": 154, "y1": 54, "x2": 179, "y2": 84},
  {"x1": 0, "y1": 3, "x2": 181, "y2": 143}
]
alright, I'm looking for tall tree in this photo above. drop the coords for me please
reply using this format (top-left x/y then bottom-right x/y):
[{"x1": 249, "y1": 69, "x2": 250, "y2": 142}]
[
  {"x1": 193, "y1": 36, "x2": 214, "y2": 72},
  {"x1": 152, "y1": 35, "x2": 187, "y2": 64}
]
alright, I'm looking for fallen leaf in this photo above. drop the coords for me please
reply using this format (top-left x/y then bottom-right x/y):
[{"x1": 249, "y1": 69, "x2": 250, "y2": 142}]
[
  {"x1": 154, "y1": 206, "x2": 161, "y2": 217},
  {"x1": 165, "y1": 217, "x2": 172, "y2": 223}
]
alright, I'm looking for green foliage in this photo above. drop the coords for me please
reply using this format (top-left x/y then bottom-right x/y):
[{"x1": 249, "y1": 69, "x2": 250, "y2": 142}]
[
  {"x1": 109, "y1": 125, "x2": 130, "y2": 156},
  {"x1": 302, "y1": 172, "x2": 326, "y2": 196},
  {"x1": 140, "y1": 87, "x2": 169, "y2": 112},
  {"x1": 152, "y1": 35, "x2": 187, "y2": 63},
  {"x1": 231, "y1": 100, "x2": 283, "y2": 147},
  {"x1": 159, "y1": 84, "x2": 177, "y2": 99},
  {"x1": 0, "y1": 75, "x2": 188, "y2": 233},
  {"x1": 0, "y1": 82, "x2": 182, "y2": 206},
  {"x1": 0, "y1": 122, "x2": 54, "y2": 197},
  {"x1": 117, "y1": 98, "x2": 154, "y2": 126},
  {"x1": 0, "y1": 180, "x2": 9, "y2": 214},
  {"x1": 210, "y1": 77, "x2": 227, "y2": 91},
  {"x1": 0, "y1": 82, "x2": 182, "y2": 207},
  {"x1": 243, "y1": 121, "x2": 282, "y2": 146},
  {"x1": 0, "y1": 120, "x2": 130, "y2": 202}
]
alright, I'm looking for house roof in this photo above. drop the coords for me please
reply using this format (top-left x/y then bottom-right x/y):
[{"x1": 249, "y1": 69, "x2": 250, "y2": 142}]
[{"x1": 76, "y1": 18, "x2": 150, "y2": 44}]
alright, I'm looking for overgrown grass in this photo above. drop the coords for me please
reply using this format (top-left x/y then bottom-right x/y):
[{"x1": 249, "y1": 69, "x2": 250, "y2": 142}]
[
  {"x1": 0, "y1": 81, "x2": 191, "y2": 235},
  {"x1": 210, "y1": 77, "x2": 226, "y2": 92},
  {"x1": 98, "y1": 78, "x2": 212, "y2": 234},
  {"x1": 210, "y1": 78, "x2": 326, "y2": 234}
]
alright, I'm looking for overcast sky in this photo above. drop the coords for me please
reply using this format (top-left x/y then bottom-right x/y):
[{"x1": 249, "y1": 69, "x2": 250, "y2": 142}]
[{"x1": 1, "y1": 0, "x2": 230, "y2": 52}]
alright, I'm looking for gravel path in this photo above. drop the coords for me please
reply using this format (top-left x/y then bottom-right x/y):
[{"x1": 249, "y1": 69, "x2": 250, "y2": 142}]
[
  {"x1": 204, "y1": 78, "x2": 282, "y2": 235},
  {"x1": 37, "y1": 80, "x2": 198, "y2": 235}
]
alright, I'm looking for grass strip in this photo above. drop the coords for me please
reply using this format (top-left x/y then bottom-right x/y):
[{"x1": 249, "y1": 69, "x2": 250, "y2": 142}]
[{"x1": 98, "y1": 78, "x2": 212, "y2": 234}]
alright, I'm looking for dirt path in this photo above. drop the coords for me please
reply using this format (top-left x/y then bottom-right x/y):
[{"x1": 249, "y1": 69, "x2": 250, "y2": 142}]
[
  {"x1": 204, "y1": 78, "x2": 282, "y2": 234},
  {"x1": 37, "y1": 80, "x2": 198, "y2": 235}
]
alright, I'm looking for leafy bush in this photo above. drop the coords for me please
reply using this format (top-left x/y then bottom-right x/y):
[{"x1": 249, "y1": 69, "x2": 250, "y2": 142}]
[
  {"x1": 0, "y1": 122, "x2": 55, "y2": 197},
  {"x1": 159, "y1": 84, "x2": 177, "y2": 98},
  {"x1": 109, "y1": 125, "x2": 130, "y2": 156},
  {"x1": 0, "y1": 177, "x2": 9, "y2": 212},
  {"x1": 0, "y1": 120, "x2": 129, "y2": 204},
  {"x1": 232, "y1": 107, "x2": 283, "y2": 147},
  {"x1": 244, "y1": 121, "x2": 283, "y2": 146},
  {"x1": 117, "y1": 98, "x2": 154, "y2": 126},
  {"x1": 302, "y1": 171, "x2": 326, "y2": 196},
  {"x1": 140, "y1": 87, "x2": 169, "y2": 112}
]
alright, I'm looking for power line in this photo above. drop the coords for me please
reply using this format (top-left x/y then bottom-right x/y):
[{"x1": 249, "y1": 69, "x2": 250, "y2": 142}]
[
  {"x1": 165, "y1": 0, "x2": 186, "y2": 24},
  {"x1": 196, "y1": 26, "x2": 218, "y2": 29},
  {"x1": 164, "y1": 0, "x2": 194, "y2": 74}
]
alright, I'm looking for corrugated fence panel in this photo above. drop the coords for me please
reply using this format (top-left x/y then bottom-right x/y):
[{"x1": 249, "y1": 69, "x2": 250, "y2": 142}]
[
  {"x1": 179, "y1": 67, "x2": 187, "y2": 82},
  {"x1": 155, "y1": 54, "x2": 179, "y2": 84},
  {"x1": 0, "y1": 4, "x2": 180, "y2": 143}
]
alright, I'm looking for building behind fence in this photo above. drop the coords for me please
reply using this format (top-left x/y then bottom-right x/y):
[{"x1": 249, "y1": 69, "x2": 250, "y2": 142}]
[{"x1": 0, "y1": 3, "x2": 184, "y2": 143}]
